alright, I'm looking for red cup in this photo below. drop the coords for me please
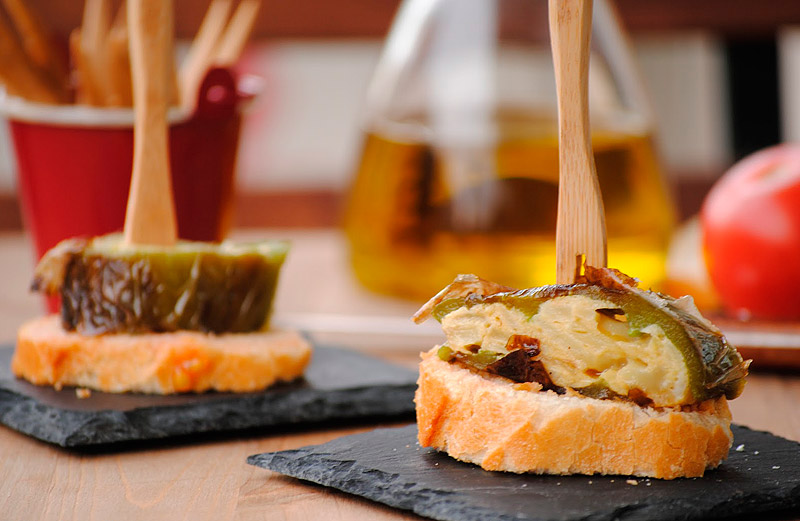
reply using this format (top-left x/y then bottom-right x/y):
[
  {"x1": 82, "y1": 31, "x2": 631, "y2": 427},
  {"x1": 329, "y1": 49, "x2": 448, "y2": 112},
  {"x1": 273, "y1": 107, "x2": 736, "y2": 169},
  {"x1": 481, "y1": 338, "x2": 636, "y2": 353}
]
[{"x1": 2, "y1": 67, "x2": 257, "y2": 260}]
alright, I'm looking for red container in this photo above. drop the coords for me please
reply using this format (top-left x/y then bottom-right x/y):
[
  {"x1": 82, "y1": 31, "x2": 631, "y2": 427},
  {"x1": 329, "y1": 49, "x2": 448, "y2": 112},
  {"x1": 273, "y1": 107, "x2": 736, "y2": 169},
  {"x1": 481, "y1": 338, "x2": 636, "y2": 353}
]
[{"x1": 2, "y1": 68, "x2": 256, "y2": 260}]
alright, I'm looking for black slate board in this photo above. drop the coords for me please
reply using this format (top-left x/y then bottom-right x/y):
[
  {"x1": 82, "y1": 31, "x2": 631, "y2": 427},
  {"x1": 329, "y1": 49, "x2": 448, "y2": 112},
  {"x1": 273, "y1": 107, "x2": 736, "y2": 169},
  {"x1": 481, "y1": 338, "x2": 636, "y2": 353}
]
[
  {"x1": 0, "y1": 344, "x2": 416, "y2": 448},
  {"x1": 248, "y1": 424, "x2": 800, "y2": 521}
]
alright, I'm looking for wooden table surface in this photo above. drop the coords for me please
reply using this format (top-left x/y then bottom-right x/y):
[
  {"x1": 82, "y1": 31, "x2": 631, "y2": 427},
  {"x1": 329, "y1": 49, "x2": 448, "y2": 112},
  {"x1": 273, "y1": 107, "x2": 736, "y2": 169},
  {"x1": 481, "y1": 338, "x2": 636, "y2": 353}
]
[{"x1": 1, "y1": 229, "x2": 798, "y2": 521}]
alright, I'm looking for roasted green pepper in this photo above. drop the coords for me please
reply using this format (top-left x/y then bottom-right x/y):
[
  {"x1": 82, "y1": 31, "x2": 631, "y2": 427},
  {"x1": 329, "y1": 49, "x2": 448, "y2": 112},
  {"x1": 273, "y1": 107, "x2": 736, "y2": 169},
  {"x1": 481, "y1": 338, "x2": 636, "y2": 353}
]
[
  {"x1": 32, "y1": 234, "x2": 289, "y2": 335},
  {"x1": 437, "y1": 345, "x2": 503, "y2": 367}
]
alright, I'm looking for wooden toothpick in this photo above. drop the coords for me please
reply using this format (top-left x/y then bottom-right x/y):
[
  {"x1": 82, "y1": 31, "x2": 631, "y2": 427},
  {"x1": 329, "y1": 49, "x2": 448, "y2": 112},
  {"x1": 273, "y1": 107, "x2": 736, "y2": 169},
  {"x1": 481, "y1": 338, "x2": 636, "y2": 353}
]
[
  {"x1": 123, "y1": 0, "x2": 177, "y2": 246},
  {"x1": 549, "y1": 0, "x2": 607, "y2": 283}
]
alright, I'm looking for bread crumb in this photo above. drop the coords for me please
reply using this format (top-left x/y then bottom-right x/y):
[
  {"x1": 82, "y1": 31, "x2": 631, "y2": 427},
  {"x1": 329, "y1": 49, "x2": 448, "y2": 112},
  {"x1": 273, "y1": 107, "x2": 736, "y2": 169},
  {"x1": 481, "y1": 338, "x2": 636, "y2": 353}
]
[
  {"x1": 75, "y1": 388, "x2": 92, "y2": 399},
  {"x1": 735, "y1": 444, "x2": 745, "y2": 452},
  {"x1": 513, "y1": 382, "x2": 543, "y2": 392},
  {"x1": 626, "y1": 479, "x2": 638, "y2": 486}
]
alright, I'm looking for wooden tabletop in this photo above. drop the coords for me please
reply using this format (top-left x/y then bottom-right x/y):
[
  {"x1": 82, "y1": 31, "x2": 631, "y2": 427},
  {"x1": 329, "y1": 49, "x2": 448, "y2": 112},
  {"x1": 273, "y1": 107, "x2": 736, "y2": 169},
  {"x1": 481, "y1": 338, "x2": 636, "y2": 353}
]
[{"x1": 0, "y1": 229, "x2": 798, "y2": 521}]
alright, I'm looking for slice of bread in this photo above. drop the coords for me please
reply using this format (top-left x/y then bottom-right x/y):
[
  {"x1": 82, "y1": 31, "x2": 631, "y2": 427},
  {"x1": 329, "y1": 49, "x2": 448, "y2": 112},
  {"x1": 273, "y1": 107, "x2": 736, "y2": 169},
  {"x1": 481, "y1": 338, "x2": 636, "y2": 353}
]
[
  {"x1": 415, "y1": 348, "x2": 733, "y2": 479},
  {"x1": 12, "y1": 315, "x2": 312, "y2": 394}
]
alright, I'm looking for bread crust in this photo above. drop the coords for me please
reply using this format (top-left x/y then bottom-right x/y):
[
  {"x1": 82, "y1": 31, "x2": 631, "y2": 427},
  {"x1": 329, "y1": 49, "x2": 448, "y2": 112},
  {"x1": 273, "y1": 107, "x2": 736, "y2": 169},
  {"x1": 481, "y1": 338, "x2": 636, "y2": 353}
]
[
  {"x1": 13, "y1": 315, "x2": 311, "y2": 394},
  {"x1": 415, "y1": 348, "x2": 733, "y2": 479}
]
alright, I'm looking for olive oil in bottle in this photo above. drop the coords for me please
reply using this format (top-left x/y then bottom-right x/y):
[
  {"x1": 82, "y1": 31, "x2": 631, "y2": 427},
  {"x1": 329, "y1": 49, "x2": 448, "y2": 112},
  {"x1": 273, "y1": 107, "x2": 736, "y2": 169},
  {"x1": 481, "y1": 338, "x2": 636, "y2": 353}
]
[{"x1": 344, "y1": 112, "x2": 675, "y2": 299}]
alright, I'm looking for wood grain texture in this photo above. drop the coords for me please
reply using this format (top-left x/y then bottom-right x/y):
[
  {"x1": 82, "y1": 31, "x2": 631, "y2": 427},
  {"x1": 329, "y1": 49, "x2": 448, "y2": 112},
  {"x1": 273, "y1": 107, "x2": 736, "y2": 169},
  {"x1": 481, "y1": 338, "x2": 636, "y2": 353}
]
[
  {"x1": 549, "y1": 0, "x2": 607, "y2": 283},
  {"x1": 0, "y1": 230, "x2": 798, "y2": 520},
  {"x1": 0, "y1": 422, "x2": 421, "y2": 521},
  {"x1": 123, "y1": 0, "x2": 177, "y2": 246}
]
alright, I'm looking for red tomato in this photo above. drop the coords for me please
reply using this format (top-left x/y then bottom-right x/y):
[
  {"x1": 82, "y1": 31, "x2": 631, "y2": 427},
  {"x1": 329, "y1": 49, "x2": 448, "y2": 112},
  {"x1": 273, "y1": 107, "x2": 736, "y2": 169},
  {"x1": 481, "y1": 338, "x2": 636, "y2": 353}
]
[{"x1": 701, "y1": 144, "x2": 800, "y2": 320}]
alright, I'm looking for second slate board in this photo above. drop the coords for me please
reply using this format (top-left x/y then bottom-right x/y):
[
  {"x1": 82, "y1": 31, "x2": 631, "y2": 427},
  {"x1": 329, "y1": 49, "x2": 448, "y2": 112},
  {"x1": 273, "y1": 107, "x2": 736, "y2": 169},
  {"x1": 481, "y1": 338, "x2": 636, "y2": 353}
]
[
  {"x1": 250, "y1": 424, "x2": 800, "y2": 521},
  {"x1": 0, "y1": 344, "x2": 417, "y2": 448}
]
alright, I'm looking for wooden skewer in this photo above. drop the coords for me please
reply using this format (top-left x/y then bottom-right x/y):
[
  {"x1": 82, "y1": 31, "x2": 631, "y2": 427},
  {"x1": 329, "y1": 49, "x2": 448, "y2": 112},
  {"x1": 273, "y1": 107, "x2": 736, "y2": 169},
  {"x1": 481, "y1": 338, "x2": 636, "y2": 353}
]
[
  {"x1": 213, "y1": 0, "x2": 261, "y2": 66},
  {"x1": 0, "y1": 10, "x2": 61, "y2": 104},
  {"x1": 70, "y1": 28, "x2": 102, "y2": 105},
  {"x1": 111, "y1": 0, "x2": 127, "y2": 31},
  {"x1": 106, "y1": 24, "x2": 132, "y2": 106},
  {"x1": 1, "y1": 0, "x2": 53, "y2": 68},
  {"x1": 1, "y1": 0, "x2": 69, "y2": 93},
  {"x1": 165, "y1": 4, "x2": 179, "y2": 108},
  {"x1": 179, "y1": 0, "x2": 232, "y2": 108},
  {"x1": 549, "y1": 0, "x2": 607, "y2": 283},
  {"x1": 81, "y1": 0, "x2": 111, "y2": 64},
  {"x1": 80, "y1": 0, "x2": 112, "y2": 105},
  {"x1": 123, "y1": 0, "x2": 177, "y2": 246}
]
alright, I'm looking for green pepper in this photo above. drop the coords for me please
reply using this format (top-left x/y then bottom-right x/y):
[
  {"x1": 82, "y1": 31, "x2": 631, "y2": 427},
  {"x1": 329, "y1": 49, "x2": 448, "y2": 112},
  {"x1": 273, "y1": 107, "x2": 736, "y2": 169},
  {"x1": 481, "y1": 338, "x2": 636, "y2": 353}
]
[
  {"x1": 575, "y1": 379, "x2": 622, "y2": 400},
  {"x1": 429, "y1": 270, "x2": 748, "y2": 402},
  {"x1": 437, "y1": 345, "x2": 454, "y2": 361},
  {"x1": 32, "y1": 234, "x2": 289, "y2": 335},
  {"x1": 437, "y1": 344, "x2": 504, "y2": 368},
  {"x1": 468, "y1": 349, "x2": 505, "y2": 368}
]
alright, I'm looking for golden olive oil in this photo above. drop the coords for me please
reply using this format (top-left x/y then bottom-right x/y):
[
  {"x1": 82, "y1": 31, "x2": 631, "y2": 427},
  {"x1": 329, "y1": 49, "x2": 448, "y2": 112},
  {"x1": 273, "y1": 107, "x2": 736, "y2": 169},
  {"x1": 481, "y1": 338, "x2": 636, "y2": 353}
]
[{"x1": 344, "y1": 113, "x2": 675, "y2": 299}]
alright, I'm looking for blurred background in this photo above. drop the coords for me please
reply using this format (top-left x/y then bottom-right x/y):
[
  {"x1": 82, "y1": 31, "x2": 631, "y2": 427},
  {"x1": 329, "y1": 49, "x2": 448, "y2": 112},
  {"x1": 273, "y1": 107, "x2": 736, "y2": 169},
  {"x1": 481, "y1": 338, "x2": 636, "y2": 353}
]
[{"x1": 0, "y1": 0, "x2": 799, "y2": 231}]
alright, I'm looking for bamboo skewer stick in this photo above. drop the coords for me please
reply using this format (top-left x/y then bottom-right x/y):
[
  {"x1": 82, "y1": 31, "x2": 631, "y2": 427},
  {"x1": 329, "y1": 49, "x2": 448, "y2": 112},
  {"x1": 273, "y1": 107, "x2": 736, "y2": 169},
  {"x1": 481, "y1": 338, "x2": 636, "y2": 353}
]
[
  {"x1": 1, "y1": 0, "x2": 54, "y2": 68},
  {"x1": 164, "y1": 4, "x2": 179, "y2": 108},
  {"x1": 1, "y1": 0, "x2": 69, "y2": 92},
  {"x1": 104, "y1": 0, "x2": 133, "y2": 107},
  {"x1": 123, "y1": 0, "x2": 177, "y2": 246},
  {"x1": 107, "y1": 24, "x2": 132, "y2": 106},
  {"x1": 111, "y1": 0, "x2": 127, "y2": 31},
  {"x1": 0, "y1": 10, "x2": 61, "y2": 104},
  {"x1": 1, "y1": 0, "x2": 258, "y2": 109},
  {"x1": 179, "y1": 0, "x2": 232, "y2": 108},
  {"x1": 213, "y1": 0, "x2": 261, "y2": 66},
  {"x1": 70, "y1": 28, "x2": 103, "y2": 105},
  {"x1": 81, "y1": 0, "x2": 111, "y2": 50},
  {"x1": 80, "y1": 0, "x2": 112, "y2": 105},
  {"x1": 549, "y1": 0, "x2": 607, "y2": 283}
]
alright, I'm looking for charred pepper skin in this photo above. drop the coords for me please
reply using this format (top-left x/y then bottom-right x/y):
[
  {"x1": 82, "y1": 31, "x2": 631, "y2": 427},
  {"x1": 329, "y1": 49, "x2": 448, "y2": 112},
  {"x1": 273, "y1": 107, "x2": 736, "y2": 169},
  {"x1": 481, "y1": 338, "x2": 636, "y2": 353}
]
[
  {"x1": 32, "y1": 235, "x2": 289, "y2": 335},
  {"x1": 431, "y1": 273, "x2": 748, "y2": 403}
]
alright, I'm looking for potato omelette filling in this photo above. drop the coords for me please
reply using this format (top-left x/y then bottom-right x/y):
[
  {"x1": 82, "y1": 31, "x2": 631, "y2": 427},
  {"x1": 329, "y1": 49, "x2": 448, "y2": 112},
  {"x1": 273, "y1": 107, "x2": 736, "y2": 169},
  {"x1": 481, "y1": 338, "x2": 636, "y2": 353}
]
[
  {"x1": 413, "y1": 266, "x2": 749, "y2": 408},
  {"x1": 440, "y1": 296, "x2": 689, "y2": 407}
]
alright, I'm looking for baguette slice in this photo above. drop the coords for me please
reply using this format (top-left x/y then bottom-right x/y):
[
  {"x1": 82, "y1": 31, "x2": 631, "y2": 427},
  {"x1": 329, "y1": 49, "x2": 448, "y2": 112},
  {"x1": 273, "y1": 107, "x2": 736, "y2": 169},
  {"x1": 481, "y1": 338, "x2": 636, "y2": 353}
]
[
  {"x1": 416, "y1": 348, "x2": 733, "y2": 479},
  {"x1": 13, "y1": 315, "x2": 311, "y2": 394}
]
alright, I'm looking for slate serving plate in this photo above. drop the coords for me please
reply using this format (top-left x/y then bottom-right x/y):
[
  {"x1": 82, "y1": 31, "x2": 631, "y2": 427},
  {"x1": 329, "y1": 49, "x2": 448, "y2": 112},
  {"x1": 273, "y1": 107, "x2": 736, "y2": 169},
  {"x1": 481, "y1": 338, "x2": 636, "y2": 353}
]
[
  {"x1": 0, "y1": 344, "x2": 417, "y2": 448},
  {"x1": 249, "y1": 424, "x2": 800, "y2": 521}
]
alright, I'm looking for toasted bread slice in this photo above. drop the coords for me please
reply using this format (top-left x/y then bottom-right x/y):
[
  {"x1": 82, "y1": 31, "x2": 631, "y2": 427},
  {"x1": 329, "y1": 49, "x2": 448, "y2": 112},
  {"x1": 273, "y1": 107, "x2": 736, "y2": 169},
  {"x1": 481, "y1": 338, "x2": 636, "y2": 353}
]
[
  {"x1": 415, "y1": 348, "x2": 733, "y2": 479},
  {"x1": 13, "y1": 315, "x2": 311, "y2": 394}
]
